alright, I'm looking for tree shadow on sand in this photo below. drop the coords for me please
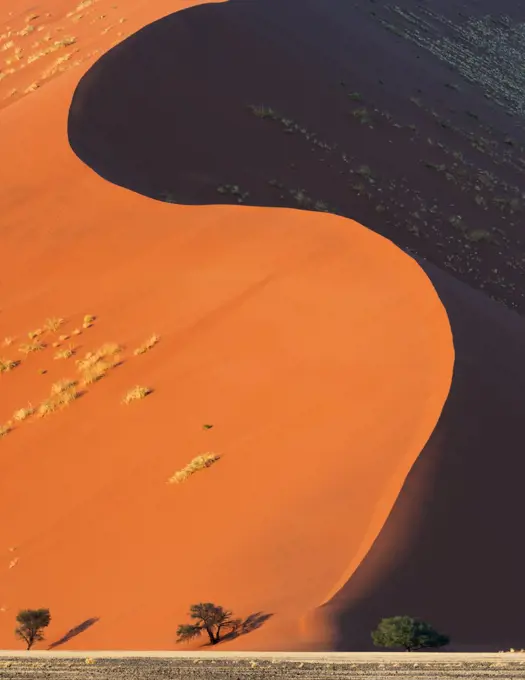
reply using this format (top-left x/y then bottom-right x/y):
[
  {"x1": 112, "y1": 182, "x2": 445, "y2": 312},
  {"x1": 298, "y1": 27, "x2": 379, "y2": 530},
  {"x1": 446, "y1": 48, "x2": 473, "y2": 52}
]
[
  {"x1": 48, "y1": 617, "x2": 99, "y2": 649},
  {"x1": 203, "y1": 612, "x2": 273, "y2": 647}
]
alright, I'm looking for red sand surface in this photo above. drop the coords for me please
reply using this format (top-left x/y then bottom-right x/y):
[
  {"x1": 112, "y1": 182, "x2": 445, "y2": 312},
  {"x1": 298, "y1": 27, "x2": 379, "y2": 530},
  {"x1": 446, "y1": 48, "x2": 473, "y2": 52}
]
[{"x1": 0, "y1": 0, "x2": 453, "y2": 650}]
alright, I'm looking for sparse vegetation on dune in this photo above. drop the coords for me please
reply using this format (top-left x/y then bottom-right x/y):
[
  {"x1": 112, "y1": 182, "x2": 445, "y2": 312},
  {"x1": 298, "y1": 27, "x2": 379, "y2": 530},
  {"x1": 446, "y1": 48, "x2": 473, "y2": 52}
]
[
  {"x1": 54, "y1": 345, "x2": 75, "y2": 360},
  {"x1": 0, "y1": 357, "x2": 18, "y2": 372},
  {"x1": 0, "y1": 423, "x2": 11, "y2": 438},
  {"x1": 133, "y1": 334, "x2": 160, "y2": 355},
  {"x1": 167, "y1": 453, "x2": 220, "y2": 484},
  {"x1": 83, "y1": 314, "x2": 96, "y2": 328},
  {"x1": 13, "y1": 405, "x2": 35, "y2": 422},
  {"x1": 122, "y1": 385, "x2": 152, "y2": 404},
  {"x1": 44, "y1": 317, "x2": 63, "y2": 332},
  {"x1": 77, "y1": 343, "x2": 120, "y2": 384},
  {"x1": 18, "y1": 341, "x2": 45, "y2": 355}
]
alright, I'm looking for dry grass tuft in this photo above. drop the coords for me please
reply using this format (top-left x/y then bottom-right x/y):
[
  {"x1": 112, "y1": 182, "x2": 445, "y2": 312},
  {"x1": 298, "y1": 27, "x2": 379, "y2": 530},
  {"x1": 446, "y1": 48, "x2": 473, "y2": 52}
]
[
  {"x1": 13, "y1": 405, "x2": 35, "y2": 422},
  {"x1": 133, "y1": 334, "x2": 160, "y2": 356},
  {"x1": 167, "y1": 453, "x2": 220, "y2": 484},
  {"x1": 72, "y1": 328, "x2": 81, "y2": 336},
  {"x1": 122, "y1": 385, "x2": 152, "y2": 404},
  {"x1": 2, "y1": 337, "x2": 14, "y2": 347},
  {"x1": 76, "y1": 343, "x2": 121, "y2": 385},
  {"x1": 54, "y1": 345, "x2": 74, "y2": 360},
  {"x1": 51, "y1": 378, "x2": 77, "y2": 395},
  {"x1": 19, "y1": 341, "x2": 45, "y2": 354},
  {"x1": 37, "y1": 383, "x2": 80, "y2": 418},
  {"x1": 82, "y1": 314, "x2": 96, "y2": 329},
  {"x1": 0, "y1": 423, "x2": 11, "y2": 438},
  {"x1": 0, "y1": 358, "x2": 18, "y2": 373},
  {"x1": 28, "y1": 329, "x2": 43, "y2": 339},
  {"x1": 45, "y1": 317, "x2": 64, "y2": 332}
]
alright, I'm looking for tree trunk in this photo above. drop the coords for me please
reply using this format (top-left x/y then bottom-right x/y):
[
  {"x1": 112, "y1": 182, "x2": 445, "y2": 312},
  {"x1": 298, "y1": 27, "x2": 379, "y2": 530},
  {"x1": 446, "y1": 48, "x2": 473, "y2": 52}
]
[{"x1": 205, "y1": 626, "x2": 217, "y2": 645}]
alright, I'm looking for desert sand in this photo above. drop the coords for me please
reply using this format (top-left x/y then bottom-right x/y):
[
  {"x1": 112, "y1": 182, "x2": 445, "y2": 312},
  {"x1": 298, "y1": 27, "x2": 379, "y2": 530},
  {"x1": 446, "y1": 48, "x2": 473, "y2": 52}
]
[
  {"x1": 1, "y1": 0, "x2": 522, "y2": 656},
  {"x1": 0, "y1": 0, "x2": 456, "y2": 652}
]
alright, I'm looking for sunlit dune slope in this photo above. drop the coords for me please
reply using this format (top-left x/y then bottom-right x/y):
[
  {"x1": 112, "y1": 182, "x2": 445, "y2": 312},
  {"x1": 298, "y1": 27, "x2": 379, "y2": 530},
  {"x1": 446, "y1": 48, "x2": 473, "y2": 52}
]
[{"x1": 0, "y1": 0, "x2": 453, "y2": 651}]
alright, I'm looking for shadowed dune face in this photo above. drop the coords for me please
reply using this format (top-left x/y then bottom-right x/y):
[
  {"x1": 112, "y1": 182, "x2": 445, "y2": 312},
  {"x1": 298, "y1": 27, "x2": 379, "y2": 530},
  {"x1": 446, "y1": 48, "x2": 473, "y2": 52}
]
[{"x1": 316, "y1": 261, "x2": 525, "y2": 651}]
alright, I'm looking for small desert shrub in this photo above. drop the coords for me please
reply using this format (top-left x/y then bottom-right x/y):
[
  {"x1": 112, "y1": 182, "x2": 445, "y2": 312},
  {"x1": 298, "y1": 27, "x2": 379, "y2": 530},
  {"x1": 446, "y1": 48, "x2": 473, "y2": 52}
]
[
  {"x1": 133, "y1": 334, "x2": 160, "y2": 355},
  {"x1": 72, "y1": 328, "x2": 81, "y2": 335},
  {"x1": 28, "y1": 329, "x2": 43, "y2": 340},
  {"x1": 3, "y1": 337, "x2": 14, "y2": 346},
  {"x1": 83, "y1": 314, "x2": 95, "y2": 328},
  {"x1": 13, "y1": 405, "x2": 35, "y2": 422},
  {"x1": 248, "y1": 104, "x2": 277, "y2": 119},
  {"x1": 167, "y1": 453, "x2": 220, "y2": 484},
  {"x1": 0, "y1": 423, "x2": 11, "y2": 438},
  {"x1": 0, "y1": 358, "x2": 18, "y2": 372},
  {"x1": 19, "y1": 341, "x2": 45, "y2": 354},
  {"x1": 37, "y1": 385, "x2": 79, "y2": 418},
  {"x1": 51, "y1": 379, "x2": 77, "y2": 396},
  {"x1": 45, "y1": 317, "x2": 64, "y2": 332},
  {"x1": 58, "y1": 334, "x2": 69, "y2": 341},
  {"x1": 54, "y1": 346, "x2": 74, "y2": 360},
  {"x1": 122, "y1": 386, "x2": 151, "y2": 404}
]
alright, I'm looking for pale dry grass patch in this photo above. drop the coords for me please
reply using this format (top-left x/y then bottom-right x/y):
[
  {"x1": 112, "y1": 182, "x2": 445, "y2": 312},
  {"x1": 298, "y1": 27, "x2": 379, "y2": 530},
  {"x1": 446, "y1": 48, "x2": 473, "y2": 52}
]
[
  {"x1": 72, "y1": 328, "x2": 81, "y2": 335},
  {"x1": 54, "y1": 345, "x2": 74, "y2": 360},
  {"x1": 45, "y1": 317, "x2": 64, "y2": 332},
  {"x1": 24, "y1": 82, "x2": 39, "y2": 93},
  {"x1": 0, "y1": 357, "x2": 18, "y2": 372},
  {"x1": 133, "y1": 334, "x2": 160, "y2": 355},
  {"x1": 83, "y1": 314, "x2": 96, "y2": 328},
  {"x1": 0, "y1": 423, "x2": 12, "y2": 438},
  {"x1": 19, "y1": 340, "x2": 45, "y2": 354},
  {"x1": 13, "y1": 405, "x2": 35, "y2": 422},
  {"x1": 59, "y1": 334, "x2": 69, "y2": 341},
  {"x1": 51, "y1": 378, "x2": 77, "y2": 395},
  {"x1": 2, "y1": 337, "x2": 14, "y2": 347},
  {"x1": 167, "y1": 453, "x2": 220, "y2": 484},
  {"x1": 37, "y1": 383, "x2": 80, "y2": 417},
  {"x1": 1, "y1": 41, "x2": 14, "y2": 51},
  {"x1": 28, "y1": 328, "x2": 43, "y2": 339},
  {"x1": 18, "y1": 25, "x2": 35, "y2": 37},
  {"x1": 122, "y1": 385, "x2": 151, "y2": 404},
  {"x1": 26, "y1": 14, "x2": 39, "y2": 22},
  {"x1": 77, "y1": 343, "x2": 121, "y2": 385}
]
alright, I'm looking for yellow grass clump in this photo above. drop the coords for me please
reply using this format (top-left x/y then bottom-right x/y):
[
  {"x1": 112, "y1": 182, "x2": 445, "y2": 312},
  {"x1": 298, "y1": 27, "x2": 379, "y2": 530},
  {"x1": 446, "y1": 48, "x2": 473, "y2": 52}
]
[
  {"x1": 83, "y1": 314, "x2": 96, "y2": 328},
  {"x1": 0, "y1": 358, "x2": 18, "y2": 372},
  {"x1": 167, "y1": 453, "x2": 220, "y2": 484},
  {"x1": 133, "y1": 334, "x2": 160, "y2": 356},
  {"x1": 1, "y1": 41, "x2": 14, "y2": 51},
  {"x1": 2, "y1": 337, "x2": 14, "y2": 347},
  {"x1": 37, "y1": 382, "x2": 80, "y2": 418},
  {"x1": 45, "y1": 317, "x2": 64, "y2": 332},
  {"x1": 28, "y1": 328, "x2": 43, "y2": 339},
  {"x1": 51, "y1": 378, "x2": 77, "y2": 395},
  {"x1": 19, "y1": 340, "x2": 45, "y2": 354},
  {"x1": 54, "y1": 345, "x2": 74, "y2": 360},
  {"x1": 76, "y1": 343, "x2": 120, "y2": 384},
  {"x1": 72, "y1": 328, "x2": 81, "y2": 335},
  {"x1": 122, "y1": 386, "x2": 151, "y2": 404},
  {"x1": 59, "y1": 334, "x2": 69, "y2": 341},
  {"x1": 0, "y1": 423, "x2": 11, "y2": 438},
  {"x1": 13, "y1": 405, "x2": 35, "y2": 422}
]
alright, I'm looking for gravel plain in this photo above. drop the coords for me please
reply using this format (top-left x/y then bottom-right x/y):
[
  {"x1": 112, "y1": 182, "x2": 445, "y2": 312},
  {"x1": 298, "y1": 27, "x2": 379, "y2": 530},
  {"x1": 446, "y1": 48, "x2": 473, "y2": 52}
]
[{"x1": 1, "y1": 653, "x2": 524, "y2": 680}]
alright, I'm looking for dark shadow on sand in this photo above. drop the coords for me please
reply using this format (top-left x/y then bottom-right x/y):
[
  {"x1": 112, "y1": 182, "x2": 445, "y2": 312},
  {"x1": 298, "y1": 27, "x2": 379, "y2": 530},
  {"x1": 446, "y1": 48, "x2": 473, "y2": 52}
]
[{"x1": 48, "y1": 617, "x2": 100, "y2": 649}]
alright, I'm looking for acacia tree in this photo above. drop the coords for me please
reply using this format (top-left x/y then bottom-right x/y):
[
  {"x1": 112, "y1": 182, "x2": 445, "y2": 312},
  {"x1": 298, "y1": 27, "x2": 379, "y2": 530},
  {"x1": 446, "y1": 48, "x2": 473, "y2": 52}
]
[
  {"x1": 176, "y1": 603, "x2": 241, "y2": 645},
  {"x1": 372, "y1": 616, "x2": 449, "y2": 652},
  {"x1": 15, "y1": 609, "x2": 51, "y2": 650}
]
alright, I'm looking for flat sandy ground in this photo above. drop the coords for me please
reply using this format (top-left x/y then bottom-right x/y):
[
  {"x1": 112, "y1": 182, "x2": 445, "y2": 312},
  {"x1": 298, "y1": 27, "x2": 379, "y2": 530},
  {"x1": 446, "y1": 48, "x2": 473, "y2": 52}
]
[{"x1": 0, "y1": 653, "x2": 524, "y2": 679}]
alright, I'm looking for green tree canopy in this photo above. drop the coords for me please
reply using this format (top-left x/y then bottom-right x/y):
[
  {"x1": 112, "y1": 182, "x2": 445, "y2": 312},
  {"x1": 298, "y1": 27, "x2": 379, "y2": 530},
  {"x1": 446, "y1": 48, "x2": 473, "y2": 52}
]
[
  {"x1": 176, "y1": 603, "x2": 241, "y2": 645},
  {"x1": 15, "y1": 609, "x2": 51, "y2": 650},
  {"x1": 371, "y1": 615, "x2": 450, "y2": 652}
]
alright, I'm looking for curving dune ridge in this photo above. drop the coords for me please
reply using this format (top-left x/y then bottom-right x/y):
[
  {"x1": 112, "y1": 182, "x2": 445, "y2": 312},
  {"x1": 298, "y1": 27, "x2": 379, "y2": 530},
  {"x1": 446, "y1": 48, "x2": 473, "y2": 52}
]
[{"x1": 0, "y1": 0, "x2": 455, "y2": 651}]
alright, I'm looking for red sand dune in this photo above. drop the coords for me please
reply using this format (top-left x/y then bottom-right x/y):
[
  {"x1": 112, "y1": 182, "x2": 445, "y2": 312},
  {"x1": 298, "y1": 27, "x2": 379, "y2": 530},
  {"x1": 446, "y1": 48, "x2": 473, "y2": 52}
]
[{"x1": 0, "y1": 0, "x2": 454, "y2": 651}]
